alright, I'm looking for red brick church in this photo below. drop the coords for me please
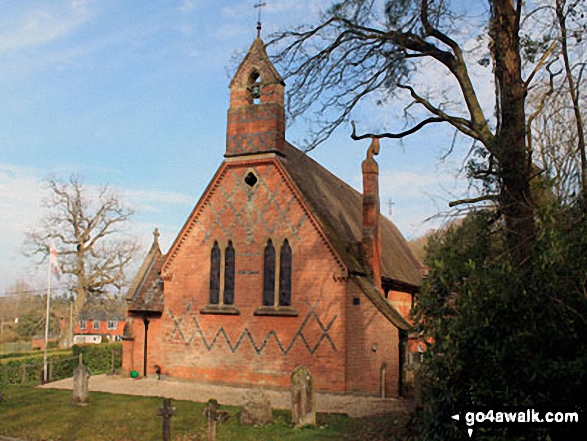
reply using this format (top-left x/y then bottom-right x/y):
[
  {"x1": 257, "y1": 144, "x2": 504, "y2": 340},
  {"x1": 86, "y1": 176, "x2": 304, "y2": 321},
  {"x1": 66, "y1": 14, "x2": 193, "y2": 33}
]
[{"x1": 122, "y1": 37, "x2": 423, "y2": 398}]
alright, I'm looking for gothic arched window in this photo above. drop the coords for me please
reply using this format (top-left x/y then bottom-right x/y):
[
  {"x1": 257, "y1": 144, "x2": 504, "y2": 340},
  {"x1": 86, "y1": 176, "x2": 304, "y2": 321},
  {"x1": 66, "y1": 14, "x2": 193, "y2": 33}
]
[
  {"x1": 209, "y1": 241, "x2": 220, "y2": 305},
  {"x1": 279, "y1": 239, "x2": 292, "y2": 306},
  {"x1": 224, "y1": 241, "x2": 235, "y2": 305},
  {"x1": 263, "y1": 239, "x2": 276, "y2": 306}
]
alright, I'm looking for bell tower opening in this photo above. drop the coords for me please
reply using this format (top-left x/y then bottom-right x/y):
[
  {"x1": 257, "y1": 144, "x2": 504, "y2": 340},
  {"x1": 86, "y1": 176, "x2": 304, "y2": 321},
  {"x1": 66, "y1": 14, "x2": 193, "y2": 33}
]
[
  {"x1": 248, "y1": 71, "x2": 262, "y2": 105},
  {"x1": 226, "y1": 38, "x2": 286, "y2": 158}
]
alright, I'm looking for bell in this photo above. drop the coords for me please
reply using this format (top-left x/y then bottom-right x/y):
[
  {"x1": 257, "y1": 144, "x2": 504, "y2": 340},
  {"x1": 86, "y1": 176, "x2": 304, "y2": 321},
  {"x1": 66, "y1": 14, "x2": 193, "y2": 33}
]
[{"x1": 249, "y1": 84, "x2": 261, "y2": 99}]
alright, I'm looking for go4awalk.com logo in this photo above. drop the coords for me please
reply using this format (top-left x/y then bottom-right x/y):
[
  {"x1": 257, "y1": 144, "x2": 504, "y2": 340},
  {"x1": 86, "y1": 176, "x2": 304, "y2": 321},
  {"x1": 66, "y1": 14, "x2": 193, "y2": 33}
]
[{"x1": 450, "y1": 406, "x2": 585, "y2": 438}]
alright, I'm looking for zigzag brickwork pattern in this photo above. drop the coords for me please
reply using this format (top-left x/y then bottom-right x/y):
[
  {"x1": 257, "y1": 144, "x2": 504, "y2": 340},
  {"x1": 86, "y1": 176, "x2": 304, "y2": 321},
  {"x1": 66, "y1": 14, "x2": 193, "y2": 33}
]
[{"x1": 168, "y1": 299, "x2": 337, "y2": 355}]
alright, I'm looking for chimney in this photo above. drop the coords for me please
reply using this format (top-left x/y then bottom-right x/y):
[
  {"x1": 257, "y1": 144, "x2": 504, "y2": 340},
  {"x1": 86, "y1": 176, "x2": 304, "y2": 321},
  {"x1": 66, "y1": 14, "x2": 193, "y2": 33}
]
[{"x1": 361, "y1": 137, "x2": 382, "y2": 290}]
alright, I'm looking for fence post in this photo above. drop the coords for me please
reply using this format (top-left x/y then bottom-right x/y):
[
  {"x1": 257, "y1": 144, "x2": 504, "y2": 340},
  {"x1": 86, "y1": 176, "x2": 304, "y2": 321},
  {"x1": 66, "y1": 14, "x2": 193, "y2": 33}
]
[
  {"x1": 49, "y1": 360, "x2": 53, "y2": 382},
  {"x1": 22, "y1": 364, "x2": 27, "y2": 384},
  {"x1": 78, "y1": 353, "x2": 83, "y2": 366}
]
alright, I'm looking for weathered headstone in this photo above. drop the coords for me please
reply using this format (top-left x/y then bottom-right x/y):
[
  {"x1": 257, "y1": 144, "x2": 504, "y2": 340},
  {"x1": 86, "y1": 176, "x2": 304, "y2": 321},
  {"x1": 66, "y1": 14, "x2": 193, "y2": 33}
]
[
  {"x1": 71, "y1": 363, "x2": 90, "y2": 406},
  {"x1": 202, "y1": 399, "x2": 229, "y2": 441},
  {"x1": 157, "y1": 398, "x2": 176, "y2": 441},
  {"x1": 291, "y1": 365, "x2": 315, "y2": 426},
  {"x1": 240, "y1": 389, "x2": 273, "y2": 425}
]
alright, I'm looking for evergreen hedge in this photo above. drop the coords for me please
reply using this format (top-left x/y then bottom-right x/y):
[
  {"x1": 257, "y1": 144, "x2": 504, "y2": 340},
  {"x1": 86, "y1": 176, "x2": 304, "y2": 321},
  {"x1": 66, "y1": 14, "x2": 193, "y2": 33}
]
[
  {"x1": 0, "y1": 343, "x2": 122, "y2": 386},
  {"x1": 72, "y1": 342, "x2": 122, "y2": 375}
]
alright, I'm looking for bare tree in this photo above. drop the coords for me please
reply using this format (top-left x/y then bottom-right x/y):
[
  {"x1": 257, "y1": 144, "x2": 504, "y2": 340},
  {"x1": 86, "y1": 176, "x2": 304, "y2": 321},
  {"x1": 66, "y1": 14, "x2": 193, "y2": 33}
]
[
  {"x1": 25, "y1": 176, "x2": 139, "y2": 317},
  {"x1": 269, "y1": 0, "x2": 579, "y2": 261},
  {"x1": 523, "y1": 0, "x2": 586, "y2": 198},
  {"x1": 555, "y1": 0, "x2": 586, "y2": 193}
]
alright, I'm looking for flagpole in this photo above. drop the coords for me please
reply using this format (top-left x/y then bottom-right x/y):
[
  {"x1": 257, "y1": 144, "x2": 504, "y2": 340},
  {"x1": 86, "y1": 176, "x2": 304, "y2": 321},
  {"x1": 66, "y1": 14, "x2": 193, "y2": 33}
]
[{"x1": 43, "y1": 249, "x2": 52, "y2": 383}]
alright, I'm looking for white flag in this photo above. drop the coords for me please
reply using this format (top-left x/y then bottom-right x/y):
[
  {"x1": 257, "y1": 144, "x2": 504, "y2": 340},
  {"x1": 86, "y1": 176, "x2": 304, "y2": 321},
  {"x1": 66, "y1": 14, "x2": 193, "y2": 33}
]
[{"x1": 49, "y1": 243, "x2": 61, "y2": 280}]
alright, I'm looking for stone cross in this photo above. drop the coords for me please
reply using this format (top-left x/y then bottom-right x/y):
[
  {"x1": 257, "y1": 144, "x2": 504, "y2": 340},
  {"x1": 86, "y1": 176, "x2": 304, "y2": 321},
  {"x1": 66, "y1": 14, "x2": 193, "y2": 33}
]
[
  {"x1": 291, "y1": 365, "x2": 316, "y2": 426},
  {"x1": 204, "y1": 399, "x2": 219, "y2": 441},
  {"x1": 72, "y1": 362, "x2": 90, "y2": 407},
  {"x1": 157, "y1": 398, "x2": 176, "y2": 441},
  {"x1": 202, "y1": 399, "x2": 229, "y2": 441}
]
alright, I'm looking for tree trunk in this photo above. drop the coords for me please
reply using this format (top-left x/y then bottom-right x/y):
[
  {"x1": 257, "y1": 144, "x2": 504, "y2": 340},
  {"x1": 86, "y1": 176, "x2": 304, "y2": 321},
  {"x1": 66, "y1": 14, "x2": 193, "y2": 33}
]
[
  {"x1": 490, "y1": 0, "x2": 535, "y2": 262},
  {"x1": 75, "y1": 249, "x2": 87, "y2": 325}
]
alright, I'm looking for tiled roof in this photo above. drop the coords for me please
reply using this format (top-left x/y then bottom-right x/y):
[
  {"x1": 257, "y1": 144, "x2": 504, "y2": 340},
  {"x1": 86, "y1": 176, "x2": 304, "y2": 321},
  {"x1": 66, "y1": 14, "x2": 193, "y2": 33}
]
[{"x1": 126, "y1": 232, "x2": 165, "y2": 314}]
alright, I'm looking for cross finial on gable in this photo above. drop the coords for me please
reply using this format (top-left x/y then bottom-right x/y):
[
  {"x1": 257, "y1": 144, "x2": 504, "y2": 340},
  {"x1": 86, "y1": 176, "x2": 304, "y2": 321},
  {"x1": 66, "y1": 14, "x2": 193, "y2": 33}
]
[
  {"x1": 388, "y1": 198, "x2": 395, "y2": 219},
  {"x1": 254, "y1": 2, "x2": 267, "y2": 38}
]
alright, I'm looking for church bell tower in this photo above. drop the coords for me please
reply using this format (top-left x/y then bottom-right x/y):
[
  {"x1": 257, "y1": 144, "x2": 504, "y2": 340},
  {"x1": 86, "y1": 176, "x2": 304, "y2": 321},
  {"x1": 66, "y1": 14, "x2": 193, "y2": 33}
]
[{"x1": 226, "y1": 38, "x2": 286, "y2": 157}]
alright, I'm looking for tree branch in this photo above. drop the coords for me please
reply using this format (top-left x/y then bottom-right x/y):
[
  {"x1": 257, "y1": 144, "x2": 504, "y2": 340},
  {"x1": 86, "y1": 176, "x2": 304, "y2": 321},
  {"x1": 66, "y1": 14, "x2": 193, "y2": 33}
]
[
  {"x1": 350, "y1": 118, "x2": 444, "y2": 140},
  {"x1": 448, "y1": 195, "x2": 499, "y2": 208},
  {"x1": 524, "y1": 40, "x2": 557, "y2": 88}
]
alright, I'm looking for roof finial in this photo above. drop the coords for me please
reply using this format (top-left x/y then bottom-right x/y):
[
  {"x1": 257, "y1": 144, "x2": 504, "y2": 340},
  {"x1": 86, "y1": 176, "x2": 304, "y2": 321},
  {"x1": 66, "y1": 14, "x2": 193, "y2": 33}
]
[
  {"x1": 153, "y1": 228, "x2": 160, "y2": 245},
  {"x1": 254, "y1": 2, "x2": 267, "y2": 39}
]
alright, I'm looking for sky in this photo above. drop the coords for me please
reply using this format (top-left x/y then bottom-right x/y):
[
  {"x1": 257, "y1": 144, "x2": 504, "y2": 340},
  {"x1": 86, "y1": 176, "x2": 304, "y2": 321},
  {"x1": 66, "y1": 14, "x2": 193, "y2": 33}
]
[{"x1": 0, "y1": 0, "x2": 492, "y2": 296}]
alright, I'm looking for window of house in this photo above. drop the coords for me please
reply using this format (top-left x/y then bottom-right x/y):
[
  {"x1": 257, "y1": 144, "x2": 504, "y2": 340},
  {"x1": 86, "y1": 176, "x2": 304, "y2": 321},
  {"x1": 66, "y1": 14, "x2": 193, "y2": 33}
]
[
  {"x1": 256, "y1": 239, "x2": 297, "y2": 316},
  {"x1": 79, "y1": 320, "x2": 87, "y2": 330},
  {"x1": 93, "y1": 320, "x2": 101, "y2": 330},
  {"x1": 107, "y1": 320, "x2": 117, "y2": 330},
  {"x1": 202, "y1": 240, "x2": 239, "y2": 315}
]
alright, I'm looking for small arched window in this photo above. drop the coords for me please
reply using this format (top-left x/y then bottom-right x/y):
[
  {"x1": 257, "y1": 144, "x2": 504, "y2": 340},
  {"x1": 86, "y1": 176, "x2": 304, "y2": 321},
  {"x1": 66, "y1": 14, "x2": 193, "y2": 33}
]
[
  {"x1": 209, "y1": 242, "x2": 220, "y2": 305},
  {"x1": 263, "y1": 239, "x2": 276, "y2": 306},
  {"x1": 279, "y1": 239, "x2": 292, "y2": 306},
  {"x1": 224, "y1": 241, "x2": 235, "y2": 305}
]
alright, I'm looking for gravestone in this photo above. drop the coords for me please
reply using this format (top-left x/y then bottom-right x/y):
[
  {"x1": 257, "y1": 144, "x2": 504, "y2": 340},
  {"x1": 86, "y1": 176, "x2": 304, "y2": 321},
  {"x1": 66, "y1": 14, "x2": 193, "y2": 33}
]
[
  {"x1": 72, "y1": 363, "x2": 90, "y2": 406},
  {"x1": 157, "y1": 398, "x2": 176, "y2": 441},
  {"x1": 202, "y1": 399, "x2": 228, "y2": 441},
  {"x1": 291, "y1": 365, "x2": 315, "y2": 426},
  {"x1": 240, "y1": 389, "x2": 273, "y2": 425}
]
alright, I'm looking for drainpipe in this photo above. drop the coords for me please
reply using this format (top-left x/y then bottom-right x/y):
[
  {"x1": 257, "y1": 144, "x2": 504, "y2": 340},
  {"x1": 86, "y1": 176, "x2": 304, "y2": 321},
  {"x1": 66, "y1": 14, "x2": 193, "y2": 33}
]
[
  {"x1": 142, "y1": 316, "x2": 150, "y2": 377},
  {"x1": 398, "y1": 329, "x2": 407, "y2": 397}
]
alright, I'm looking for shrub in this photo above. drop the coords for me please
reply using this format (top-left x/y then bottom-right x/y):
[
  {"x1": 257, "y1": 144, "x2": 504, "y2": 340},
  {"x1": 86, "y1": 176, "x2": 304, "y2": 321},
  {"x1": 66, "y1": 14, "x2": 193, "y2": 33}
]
[{"x1": 409, "y1": 202, "x2": 587, "y2": 440}]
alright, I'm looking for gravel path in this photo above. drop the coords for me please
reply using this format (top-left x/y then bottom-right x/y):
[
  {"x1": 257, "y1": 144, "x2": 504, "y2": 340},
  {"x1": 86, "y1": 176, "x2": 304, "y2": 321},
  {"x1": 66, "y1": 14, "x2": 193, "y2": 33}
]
[{"x1": 40, "y1": 374, "x2": 412, "y2": 418}]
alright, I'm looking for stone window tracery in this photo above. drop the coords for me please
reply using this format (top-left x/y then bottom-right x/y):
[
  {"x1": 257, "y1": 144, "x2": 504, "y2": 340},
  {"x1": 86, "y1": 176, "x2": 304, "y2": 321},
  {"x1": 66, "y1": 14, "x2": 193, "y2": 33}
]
[
  {"x1": 203, "y1": 240, "x2": 239, "y2": 315},
  {"x1": 257, "y1": 239, "x2": 297, "y2": 316}
]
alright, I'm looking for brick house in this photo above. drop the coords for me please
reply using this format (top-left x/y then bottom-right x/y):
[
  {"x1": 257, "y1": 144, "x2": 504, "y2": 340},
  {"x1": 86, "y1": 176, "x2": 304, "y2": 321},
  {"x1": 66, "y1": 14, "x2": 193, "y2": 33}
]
[
  {"x1": 122, "y1": 38, "x2": 423, "y2": 398},
  {"x1": 74, "y1": 299, "x2": 126, "y2": 344}
]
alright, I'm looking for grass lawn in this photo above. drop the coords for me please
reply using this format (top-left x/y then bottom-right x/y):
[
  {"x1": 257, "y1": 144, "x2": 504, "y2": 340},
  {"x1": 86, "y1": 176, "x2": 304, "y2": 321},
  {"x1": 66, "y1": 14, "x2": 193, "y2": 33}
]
[{"x1": 0, "y1": 386, "x2": 408, "y2": 440}]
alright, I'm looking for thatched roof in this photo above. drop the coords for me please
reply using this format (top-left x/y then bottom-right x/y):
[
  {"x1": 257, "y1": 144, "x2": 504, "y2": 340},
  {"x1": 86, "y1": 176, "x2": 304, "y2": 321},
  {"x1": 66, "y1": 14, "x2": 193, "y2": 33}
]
[{"x1": 279, "y1": 142, "x2": 422, "y2": 290}]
